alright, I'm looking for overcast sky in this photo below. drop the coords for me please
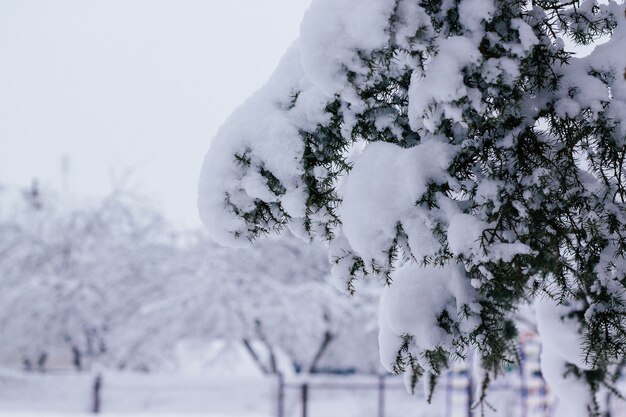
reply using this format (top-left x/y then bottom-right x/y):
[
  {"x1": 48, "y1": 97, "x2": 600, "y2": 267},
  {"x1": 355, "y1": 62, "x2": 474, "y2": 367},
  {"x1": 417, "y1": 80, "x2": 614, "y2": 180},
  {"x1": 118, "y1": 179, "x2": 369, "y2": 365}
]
[{"x1": 0, "y1": 0, "x2": 311, "y2": 228}]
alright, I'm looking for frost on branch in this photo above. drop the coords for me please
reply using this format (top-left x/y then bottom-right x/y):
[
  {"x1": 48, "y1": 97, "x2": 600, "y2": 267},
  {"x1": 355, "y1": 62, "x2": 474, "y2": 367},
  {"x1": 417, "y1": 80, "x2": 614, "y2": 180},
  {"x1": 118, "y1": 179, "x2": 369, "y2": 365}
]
[{"x1": 199, "y1": 0, "x2": 626, "y2": 414}]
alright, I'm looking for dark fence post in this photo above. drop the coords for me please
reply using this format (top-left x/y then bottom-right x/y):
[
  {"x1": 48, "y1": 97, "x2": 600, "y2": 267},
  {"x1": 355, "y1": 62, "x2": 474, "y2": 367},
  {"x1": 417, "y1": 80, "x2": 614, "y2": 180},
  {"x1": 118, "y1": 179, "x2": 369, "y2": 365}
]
[
  {"x1": 539, "y1": 375, "x2": 548, "y2": 416},
  {"x1": 519, "y1": 342, "x2": 528, "y2": 417},
  {"x1": 467, "y1": 359, "x2": 474, "y2": 417},
  {"x1": 92, "y1": 373, "x2": 102, "y2": 414},
  {"x1": 378, "y1": 374, "x2": 385, "y2": 417},
  {"x1": 445, "y1": 372, "x2": 453, "y2": 417},
  {"x1": 301, "y1": 383, "x2": 309, "y2": 417},
  {"x1": 277, "y1": 373, "x2": 285, "y2": 417}
]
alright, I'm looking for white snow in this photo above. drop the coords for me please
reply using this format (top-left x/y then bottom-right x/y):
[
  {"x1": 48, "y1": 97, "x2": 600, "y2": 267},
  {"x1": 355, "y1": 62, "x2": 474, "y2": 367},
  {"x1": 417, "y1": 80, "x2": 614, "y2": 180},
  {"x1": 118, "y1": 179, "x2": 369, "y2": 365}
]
[
  {"x1": 0, "y1": 369, "x2": 441, "y2": 417},
  {"x1": 299, "y1": 0, "x2": 397, "y2": 96},
  {"x1": 458, "y1": 0, "x2": 495, "y2": 31},
  {"x1": 408, "y1": 36, "x2": 482, "y2": 133},
  {"x1": 340, "y1": 140, "x2": 455, "y2": 271},
  {"x1": 535, "y1": 298, "x2": 593, "y2": 417},
  {"x1": 379, "y1": 263, "x2": 480, "y2": 371}
]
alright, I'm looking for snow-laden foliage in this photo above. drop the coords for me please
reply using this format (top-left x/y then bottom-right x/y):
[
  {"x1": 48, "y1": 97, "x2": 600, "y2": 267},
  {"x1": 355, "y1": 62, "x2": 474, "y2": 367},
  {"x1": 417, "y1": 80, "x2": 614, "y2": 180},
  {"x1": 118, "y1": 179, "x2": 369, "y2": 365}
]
[
  {"x1": 0, "y1": 185, "x2": 173, "y2": 371},
  {"x1": 121, "y1": 233, "x2": 381, "y2": 374},
  {"x1": 198, "y1": 1, "x2": 626, "y2": 414},
  {"x1": 0, "y1": 185, "x2": 378, "y2": 374}
]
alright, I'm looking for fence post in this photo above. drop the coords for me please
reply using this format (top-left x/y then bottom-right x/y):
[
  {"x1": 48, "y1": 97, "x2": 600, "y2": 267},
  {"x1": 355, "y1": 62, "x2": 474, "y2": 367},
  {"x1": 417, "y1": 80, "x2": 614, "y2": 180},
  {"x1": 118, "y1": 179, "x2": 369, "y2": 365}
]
[
  {"x1": 378, "y1": 374, "x2": 385, "y2": 417},
  {"x1": 467, "y1": 355, "x2": 474, "y2": 417},
  {"x1": 92, "y1": 373, "x2": 102, "y2": 414},
  {"x1": 445, "y1": 371, "x2": 453, "y2": 417},
  {"x1": 277, "y1": 373, "x2": 285, "y2": 417},
  {"x1": 519, "y1": 342, "x2": 528, "y2": 417},
  {"x1": 539, "y1": 375, "x2": 548, "y2": 415},
  {"x1": 301, "y1": 383, "x2": 309, "y2": 417}
]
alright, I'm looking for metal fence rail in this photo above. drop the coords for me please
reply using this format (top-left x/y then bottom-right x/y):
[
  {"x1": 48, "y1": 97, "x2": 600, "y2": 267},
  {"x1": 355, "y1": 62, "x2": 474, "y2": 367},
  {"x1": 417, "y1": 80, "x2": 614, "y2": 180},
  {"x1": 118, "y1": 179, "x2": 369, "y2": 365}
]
[
  {"x1": 279, "y1": 374, "x2": 414, "y2": 417},
  {"x1": 278, "y1": 373, "x2": 552, "y2": 417},
  {"x1": 277, "y1": 336, "x2": 555, "y2": 417}
]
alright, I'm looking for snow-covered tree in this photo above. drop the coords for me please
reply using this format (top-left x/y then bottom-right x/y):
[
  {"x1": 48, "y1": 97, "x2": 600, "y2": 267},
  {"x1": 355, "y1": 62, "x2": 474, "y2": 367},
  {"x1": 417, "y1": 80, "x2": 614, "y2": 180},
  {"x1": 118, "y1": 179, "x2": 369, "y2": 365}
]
[
  {"x1": 0, "y1": 184, "x2": 174, "y2": 371},
  {"x1": 198, "y1": 1, "x2": 626, "y2": 415},
  {"x1": 123, "y1": 232, "x2": 380, "y2": 374},
  {"x1": 0, "y1": 183, "x2": 380, "y2": 375}
]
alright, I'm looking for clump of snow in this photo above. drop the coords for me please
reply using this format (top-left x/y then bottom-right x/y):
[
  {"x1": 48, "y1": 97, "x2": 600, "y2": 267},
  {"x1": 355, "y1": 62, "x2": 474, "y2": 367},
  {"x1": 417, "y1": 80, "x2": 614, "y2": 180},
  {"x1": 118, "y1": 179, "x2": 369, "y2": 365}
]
[
  {"x1": 408, "y1": 36, "x2": 482, "y2": 132},
  {"x1": 379, "y1": 263, "x2": 480, "y2": 372},
  {"x1": 458, "y1": 0, "x2": 495, "y2": 33},
  {"x1": 582, "y1": 3, "x2": 626, "y2": 132},
  {"x1": 340, "y1": 140, "x2": 455, "y2": 269},
  {"x1": 447, "y1": 213, "x2": 532, "y2": 263},
  {"x1": 446, "y1": 214, "x2": 488, "y2": 258},
  {"x1": 299, "y1": 0, "x2": 397, "y2": 96},
  {"x1": 511, "y1": 19, "x2": 539, "y2": 51},
  {"x1": 536, "y1": 297, "x2": 593, "y2": 417},
  {"x1": 197, "y1": 42, "x2": 330, "y2": 246}
]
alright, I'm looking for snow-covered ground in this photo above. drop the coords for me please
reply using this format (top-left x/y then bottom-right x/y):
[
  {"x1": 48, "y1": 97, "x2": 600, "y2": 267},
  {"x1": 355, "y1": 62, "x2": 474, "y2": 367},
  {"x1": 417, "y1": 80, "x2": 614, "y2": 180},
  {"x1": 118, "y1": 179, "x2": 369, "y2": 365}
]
[
  {"x1": 0, "y1": 369, "x2": 439, "y2": 417},
  {"x1": 0, "y1": 370, "x2": 271, "y2": 416},
  {"x1": 2, "y1": 367, "x2": 622, "y2": 417},
  {"x1": 0, "y1": 411, "x2": 244, "y2": 417}
]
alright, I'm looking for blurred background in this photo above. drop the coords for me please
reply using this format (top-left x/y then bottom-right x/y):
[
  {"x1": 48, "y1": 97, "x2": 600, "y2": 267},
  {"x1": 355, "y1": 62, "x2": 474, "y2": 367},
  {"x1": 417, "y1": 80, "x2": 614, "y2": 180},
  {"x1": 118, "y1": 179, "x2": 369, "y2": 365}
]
[
  {"x1": 0, "y1": 0, "x2": 310, "y2": 231},
  {"x1": 0, "y1": 1, "x2": 615, "y2": 417}
]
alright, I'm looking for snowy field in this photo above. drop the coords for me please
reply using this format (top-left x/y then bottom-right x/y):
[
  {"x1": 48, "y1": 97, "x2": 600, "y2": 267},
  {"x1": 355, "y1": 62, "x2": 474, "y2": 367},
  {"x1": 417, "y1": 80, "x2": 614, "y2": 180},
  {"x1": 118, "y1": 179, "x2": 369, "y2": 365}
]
[
  {"x1": 0, "y1": 369, "x2": 441, "y2": 417},
  {"x1": 1, "y1": 414, "x2": 266, "y2": 417},
  {"x1": 4, "y1": 368, "x2": 626, "y2": 417},
  {"x1": 0, "y1": 370, "x2": 270, "y2": 416},
  {"x1": 4, "y1": 366, "x2": 610, "y2": 417}
]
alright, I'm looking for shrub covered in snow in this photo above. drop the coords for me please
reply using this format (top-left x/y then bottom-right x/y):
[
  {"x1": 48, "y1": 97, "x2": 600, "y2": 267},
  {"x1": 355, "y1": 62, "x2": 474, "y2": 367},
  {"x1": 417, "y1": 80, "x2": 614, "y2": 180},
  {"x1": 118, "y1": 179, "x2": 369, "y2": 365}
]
[{"x1": 198, "y1": 1, "x2": 626, "y2": 415}]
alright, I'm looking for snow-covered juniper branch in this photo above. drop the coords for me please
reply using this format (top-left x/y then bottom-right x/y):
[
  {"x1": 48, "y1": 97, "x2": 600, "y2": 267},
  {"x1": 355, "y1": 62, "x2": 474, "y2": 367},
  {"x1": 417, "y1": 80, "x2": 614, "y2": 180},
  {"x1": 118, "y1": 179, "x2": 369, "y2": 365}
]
[{"x1": 198, "y1": 1, "x2": 626, "y2": 415}]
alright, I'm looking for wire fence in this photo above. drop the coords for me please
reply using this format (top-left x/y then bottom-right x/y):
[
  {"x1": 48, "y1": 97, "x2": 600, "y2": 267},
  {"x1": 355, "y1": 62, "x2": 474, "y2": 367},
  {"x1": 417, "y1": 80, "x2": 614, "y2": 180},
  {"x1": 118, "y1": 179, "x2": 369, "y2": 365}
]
[
  {"x1": 277, "y1": 334, "x2": 625, "y2": 417},
  {"x1": 277, "y1": 335, "x2": 553, "y2": 417},
  {"x1": 278, "y1": 374, "x2": 415, "y2": 417},
  {"x1": 277, "y1": 372, "x2": 551, "y2": 417},
  {"x1": 2, "y1": 334, "x2": 625, "y2": 417}
]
